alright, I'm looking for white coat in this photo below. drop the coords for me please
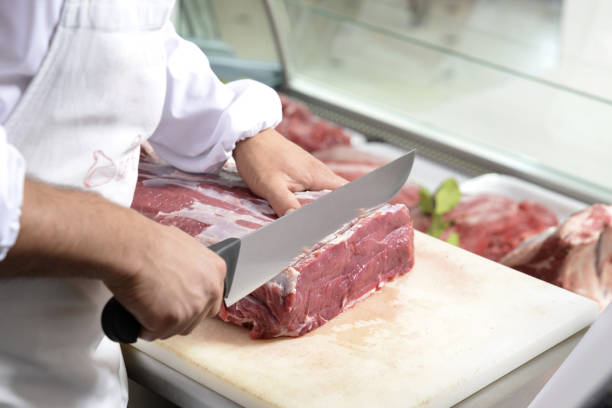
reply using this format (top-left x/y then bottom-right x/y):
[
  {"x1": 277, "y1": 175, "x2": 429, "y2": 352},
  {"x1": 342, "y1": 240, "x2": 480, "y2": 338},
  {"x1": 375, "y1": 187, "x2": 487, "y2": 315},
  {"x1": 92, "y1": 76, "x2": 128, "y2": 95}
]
[{"x1": 0, "y1": 0, "x2": 281, "y2": 406}]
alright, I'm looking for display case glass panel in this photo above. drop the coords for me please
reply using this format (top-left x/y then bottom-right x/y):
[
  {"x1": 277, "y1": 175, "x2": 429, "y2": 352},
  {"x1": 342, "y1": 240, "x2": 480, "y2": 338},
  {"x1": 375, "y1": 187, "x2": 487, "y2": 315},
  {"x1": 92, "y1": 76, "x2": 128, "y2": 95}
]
[
  {"x1": 272, "y1": 0, "x2": 612, "y2": 203},
  {"x1": 177, "y1": 0, "x2": 612, "y2": 202}
]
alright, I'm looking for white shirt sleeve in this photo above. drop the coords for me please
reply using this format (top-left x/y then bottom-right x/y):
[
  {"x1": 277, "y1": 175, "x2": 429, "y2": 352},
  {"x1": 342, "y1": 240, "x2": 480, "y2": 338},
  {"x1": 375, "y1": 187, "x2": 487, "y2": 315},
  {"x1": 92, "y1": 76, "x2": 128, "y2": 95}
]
[
  {"x1": 149, "y1": 23, "x2": 282, "y2": 174},
  {"x1": 0, "y1": 126, "x2": 26, "y2": 261}
]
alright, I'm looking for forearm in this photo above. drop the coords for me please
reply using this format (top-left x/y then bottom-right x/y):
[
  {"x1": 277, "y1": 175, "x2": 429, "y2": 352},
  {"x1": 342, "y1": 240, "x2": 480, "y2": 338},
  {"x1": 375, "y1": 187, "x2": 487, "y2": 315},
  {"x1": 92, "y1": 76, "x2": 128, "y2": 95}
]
[
  {"x1": 0, "y1": 178, "x2": 148, "y2": 281},
  {"x1": 0, "y1": 178, "x2": 226, "y2": 340}
]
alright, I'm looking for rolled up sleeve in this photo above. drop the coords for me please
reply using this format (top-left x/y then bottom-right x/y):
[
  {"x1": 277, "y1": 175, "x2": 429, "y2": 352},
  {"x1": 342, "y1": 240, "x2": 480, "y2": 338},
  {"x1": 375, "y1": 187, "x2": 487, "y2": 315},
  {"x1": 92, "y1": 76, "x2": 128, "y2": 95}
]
[
  {"x1": 0, "y1": 126, "x2": 25, "y2": 261},
  {"x1": 149, "y1": 23, "x2": 282, "y2": 174}
]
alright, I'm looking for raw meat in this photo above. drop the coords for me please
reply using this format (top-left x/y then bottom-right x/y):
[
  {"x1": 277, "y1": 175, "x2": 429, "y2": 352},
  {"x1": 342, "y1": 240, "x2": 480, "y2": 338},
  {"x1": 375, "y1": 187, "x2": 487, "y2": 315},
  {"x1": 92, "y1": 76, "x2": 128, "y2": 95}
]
[
  {"x1": 275, "y1": 95, "x2": 351, "y2": 152},
  {"x1": 313, "y1": 146, "x2": 421, "y2": 209},
  {"x1": 411, "y1": 194, "x2": 559, "y2": 261},
  {"x1": 501, "y1": 204, "x2": 612, "y2": 309},
  {"x1": 312, "y1": 146, "x2": 558, "y2": 262},
  {"x1": 131, "y1": 157, "x2": 415, "y2": 338},
  {"x1": 220, "y1": 204, "x2": 414, "y2": 338}
]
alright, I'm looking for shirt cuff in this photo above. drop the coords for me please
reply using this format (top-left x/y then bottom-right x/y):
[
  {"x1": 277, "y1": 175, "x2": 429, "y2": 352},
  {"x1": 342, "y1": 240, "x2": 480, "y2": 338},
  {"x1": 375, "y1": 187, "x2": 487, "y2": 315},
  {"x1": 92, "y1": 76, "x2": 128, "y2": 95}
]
[
  {"x1": 0, "y1": 129, "x2": 26, "y2": 261},
  {"x1": 213, "y1": 79, "x2": 283, "y2": 162},
  {"x1": 151, "y1": 78, "x2": 282, "y2": 175},
  {"x1": 148, "y1": 22, "x2": 282, "y2": 175}
]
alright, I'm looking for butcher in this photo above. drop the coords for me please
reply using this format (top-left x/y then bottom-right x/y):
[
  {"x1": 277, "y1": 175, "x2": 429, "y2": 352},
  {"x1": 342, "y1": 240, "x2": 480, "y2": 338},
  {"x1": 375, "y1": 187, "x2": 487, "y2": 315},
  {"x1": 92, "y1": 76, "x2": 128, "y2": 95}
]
[{"x1": 0, "y1": 1, "x2": 345, "y2": 407}]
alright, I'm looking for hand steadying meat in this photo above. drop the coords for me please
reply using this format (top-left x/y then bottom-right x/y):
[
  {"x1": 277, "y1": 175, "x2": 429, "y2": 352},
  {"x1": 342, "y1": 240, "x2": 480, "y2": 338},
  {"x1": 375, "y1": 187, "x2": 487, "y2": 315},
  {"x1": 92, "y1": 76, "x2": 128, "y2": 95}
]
[{"x1": 233, "y1": 128, "x2": 347, "y2": 216}]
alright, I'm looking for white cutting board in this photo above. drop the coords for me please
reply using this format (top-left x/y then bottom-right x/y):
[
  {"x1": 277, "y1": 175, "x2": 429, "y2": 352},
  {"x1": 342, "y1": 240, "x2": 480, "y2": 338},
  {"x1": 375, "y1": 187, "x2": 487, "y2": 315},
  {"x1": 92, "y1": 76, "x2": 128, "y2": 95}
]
[{"x1": 133, "y1": 232, "x2": 597, "y2": 408}]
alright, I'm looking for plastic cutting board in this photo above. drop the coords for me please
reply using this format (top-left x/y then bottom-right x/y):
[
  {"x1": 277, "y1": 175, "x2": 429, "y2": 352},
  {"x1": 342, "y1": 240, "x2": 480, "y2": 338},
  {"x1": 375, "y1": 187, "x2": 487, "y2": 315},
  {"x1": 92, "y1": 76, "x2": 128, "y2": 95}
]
[{"x1": 133, "y1": 231, "x2": 597, "y2": 408}]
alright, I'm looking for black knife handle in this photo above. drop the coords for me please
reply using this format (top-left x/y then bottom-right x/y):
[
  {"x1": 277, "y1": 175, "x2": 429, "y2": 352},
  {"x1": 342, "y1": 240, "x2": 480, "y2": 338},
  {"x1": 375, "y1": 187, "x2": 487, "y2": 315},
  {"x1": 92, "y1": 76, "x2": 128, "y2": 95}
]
[
  {"x1": 101, "y1": 237, "x2": 241, "y2": 344},
  {"x1": 208, "y1": 237, "x2": 241, "y2": 298}
]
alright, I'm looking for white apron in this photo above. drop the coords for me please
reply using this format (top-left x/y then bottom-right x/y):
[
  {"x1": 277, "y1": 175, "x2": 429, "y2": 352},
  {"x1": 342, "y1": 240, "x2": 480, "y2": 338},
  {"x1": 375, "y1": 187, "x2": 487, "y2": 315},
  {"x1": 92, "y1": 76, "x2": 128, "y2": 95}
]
[{"x1": 1, "y1": 1, "x2": 174, "y2": 406}]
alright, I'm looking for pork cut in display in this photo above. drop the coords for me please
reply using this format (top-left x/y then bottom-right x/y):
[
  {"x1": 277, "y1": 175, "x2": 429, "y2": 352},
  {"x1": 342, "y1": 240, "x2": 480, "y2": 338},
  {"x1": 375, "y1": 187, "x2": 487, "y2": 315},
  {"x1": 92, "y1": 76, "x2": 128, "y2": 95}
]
[
  {"x1": 131, "y1": 156, "x2": 415, "y2": 339},
  {"x1": 442, "y1": 194, "x2": 558, "y2": 262},
  {"x1": 275, "y1": 95, "x2": 351, "y2": 153},
  {"x1": 501, "y1": 204, "x2": 612, "y2": 309},
  {"x1": 409, "y1": 194, "x2": 559, "y2": 262}
]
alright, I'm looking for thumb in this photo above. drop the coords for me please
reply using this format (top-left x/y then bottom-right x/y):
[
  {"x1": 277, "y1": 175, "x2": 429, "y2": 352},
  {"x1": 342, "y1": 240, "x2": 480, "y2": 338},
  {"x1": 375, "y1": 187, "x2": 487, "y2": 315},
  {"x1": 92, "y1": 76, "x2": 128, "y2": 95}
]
[
  {"x1": 140, "y1": 328, "x2": 157, "y2": 342},
  {"x1": 265, "y1": 184, "x2": 302, "y2": 217}
]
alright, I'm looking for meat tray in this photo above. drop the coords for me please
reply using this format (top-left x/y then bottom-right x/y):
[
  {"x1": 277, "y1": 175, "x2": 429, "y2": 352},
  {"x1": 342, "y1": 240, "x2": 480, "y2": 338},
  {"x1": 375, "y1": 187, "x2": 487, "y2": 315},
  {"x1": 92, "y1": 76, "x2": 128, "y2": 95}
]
[{"x1": 460, "y1": 173, "x2": 587, "y2": 222}]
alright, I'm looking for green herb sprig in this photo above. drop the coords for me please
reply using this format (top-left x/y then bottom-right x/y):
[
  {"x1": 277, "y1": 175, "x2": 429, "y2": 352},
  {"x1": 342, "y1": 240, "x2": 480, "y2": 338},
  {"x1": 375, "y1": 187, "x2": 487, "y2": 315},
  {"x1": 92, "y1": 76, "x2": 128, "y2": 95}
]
[{"x1": 418, "y1": 178, "x2": 461, "y2": 246}]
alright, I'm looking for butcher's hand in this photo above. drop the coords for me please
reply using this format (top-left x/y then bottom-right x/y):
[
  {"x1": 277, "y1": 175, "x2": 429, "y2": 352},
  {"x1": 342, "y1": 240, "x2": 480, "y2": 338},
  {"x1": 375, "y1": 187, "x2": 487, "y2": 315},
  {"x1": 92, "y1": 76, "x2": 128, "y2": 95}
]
[
  {"x1": 103, "y1": 221, "x2": 226, "y2": 341},
  {"x1": 233, "y1": 128, "x2": 347, "y2": 216},
  {"x1": 0, "y1": 179, "x2": 226, "y2": 341}
]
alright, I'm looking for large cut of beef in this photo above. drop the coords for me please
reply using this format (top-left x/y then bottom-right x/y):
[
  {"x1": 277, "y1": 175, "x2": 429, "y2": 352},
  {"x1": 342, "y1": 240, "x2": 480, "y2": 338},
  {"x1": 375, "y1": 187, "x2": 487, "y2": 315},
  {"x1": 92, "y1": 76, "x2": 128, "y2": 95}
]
[
  {"x1": 275, "y1": 95, "x2": 351, "y2": 153},
  {"x1": 501, "y1": 204, "x2": 612, "y2": 309},
  {"x1": 131, "y1": 156, "x2": 415, "y2": 338}
]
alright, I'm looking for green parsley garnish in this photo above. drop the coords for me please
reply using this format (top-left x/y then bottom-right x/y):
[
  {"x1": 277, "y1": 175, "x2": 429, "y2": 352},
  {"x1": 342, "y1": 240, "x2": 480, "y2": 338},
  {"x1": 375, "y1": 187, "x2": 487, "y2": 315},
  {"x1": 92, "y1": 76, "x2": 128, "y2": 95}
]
[{"x1": 418, "y1": 178, "x2": 461, "y2": 246}]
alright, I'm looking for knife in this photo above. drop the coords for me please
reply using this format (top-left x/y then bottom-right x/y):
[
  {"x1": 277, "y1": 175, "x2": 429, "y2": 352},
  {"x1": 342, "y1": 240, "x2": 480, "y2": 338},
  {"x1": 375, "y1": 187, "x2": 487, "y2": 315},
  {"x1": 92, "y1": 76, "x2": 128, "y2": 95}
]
[{"x1": 102, "y1": 150, "x2": 416, "y2": 343}]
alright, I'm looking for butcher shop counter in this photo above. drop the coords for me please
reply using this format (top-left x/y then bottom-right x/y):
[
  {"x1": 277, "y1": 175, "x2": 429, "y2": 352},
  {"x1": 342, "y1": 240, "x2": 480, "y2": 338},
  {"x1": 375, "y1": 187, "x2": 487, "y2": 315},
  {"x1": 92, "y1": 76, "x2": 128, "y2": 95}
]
[
  {"x1": 125, "y1": 260, "x2": 595, "y2": 408},
  {"x1": 126, "y1": 152, "x2": 464, "y2": 408},
  {"x1": 123, "y1": 151, "x2": 597, "y2": 408}
]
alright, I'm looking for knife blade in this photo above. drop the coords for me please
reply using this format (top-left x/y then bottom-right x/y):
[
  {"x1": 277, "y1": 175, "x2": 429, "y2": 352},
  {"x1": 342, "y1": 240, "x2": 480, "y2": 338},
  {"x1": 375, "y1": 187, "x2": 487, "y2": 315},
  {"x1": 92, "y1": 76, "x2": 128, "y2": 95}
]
[{"x1": 102, "y1": 150, "x2": 415, "y2": 343}]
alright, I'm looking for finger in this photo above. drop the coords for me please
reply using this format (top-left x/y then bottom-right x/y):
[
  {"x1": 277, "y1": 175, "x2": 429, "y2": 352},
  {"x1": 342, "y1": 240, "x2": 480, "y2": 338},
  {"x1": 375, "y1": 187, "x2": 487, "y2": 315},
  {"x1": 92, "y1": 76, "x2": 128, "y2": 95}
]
[
  {"x1": 140, "y1": 328, "x2": 157, "y2": 342},
  {"x1": 178, "y1": 316, "x2": 201, "y2": 336},
  {"x1": 208, "y1": 297, "x2": 223, "y2": 317},
  {"x1": 144, "y1": 325, "x2": 177, "y2": 341},
  {"x1": 307, "y1": 167, "x2": 348, "y2": 192},
  {"x1": 142, "y1": 316, "x2": 185, "y2": 341},
  {"x1": 265, "y1": 184, "x2": 302, "y2": 217},
  {"x1": 180, "y1": 311, "x2": 208, "y2": 336},
  {"x1": 180, "y1": 319, "x2": 201, "y2": 336},
  {"x1": 180, "y1": 300, "x2": 219, "y2": 336}
]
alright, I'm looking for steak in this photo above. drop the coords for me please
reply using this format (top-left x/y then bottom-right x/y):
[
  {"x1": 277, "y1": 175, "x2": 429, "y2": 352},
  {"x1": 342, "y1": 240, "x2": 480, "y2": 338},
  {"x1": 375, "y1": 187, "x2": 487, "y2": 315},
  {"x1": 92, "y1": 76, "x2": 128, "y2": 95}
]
[
  {"x1": 501, "y1": 204, "x2": 612, "y2": 309},
  {"x1": 132, "y1": 157, "x2": 415, "y2": 338},
  {"x1": 275, "y1": 95, "x2": 351, "y2": 152}
]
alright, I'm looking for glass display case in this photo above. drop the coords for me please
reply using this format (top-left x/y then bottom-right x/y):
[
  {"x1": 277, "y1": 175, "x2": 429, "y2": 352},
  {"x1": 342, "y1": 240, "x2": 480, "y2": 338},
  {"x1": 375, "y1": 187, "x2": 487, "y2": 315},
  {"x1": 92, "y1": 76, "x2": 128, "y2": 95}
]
[
  {"x1": 174, "y1": 0, "x2": 282, "y2": 86},
  {"x1": 122, "y1": 3, "x2": 611, "y2": 408},
  {"x1": 175, "y1": 0, "x2": 612, "y2": 204}
]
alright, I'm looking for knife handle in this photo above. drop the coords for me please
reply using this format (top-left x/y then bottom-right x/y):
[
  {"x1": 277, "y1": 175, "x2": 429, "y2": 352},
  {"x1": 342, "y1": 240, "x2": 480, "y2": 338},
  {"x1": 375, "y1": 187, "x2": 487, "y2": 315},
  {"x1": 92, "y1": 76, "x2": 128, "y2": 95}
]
[
  {"x1": 208, "y1": 237, "x2": 241, "y2": 299},
  {"x1": 101, "y1": 237, "x2": 241, "y2": 344}
]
